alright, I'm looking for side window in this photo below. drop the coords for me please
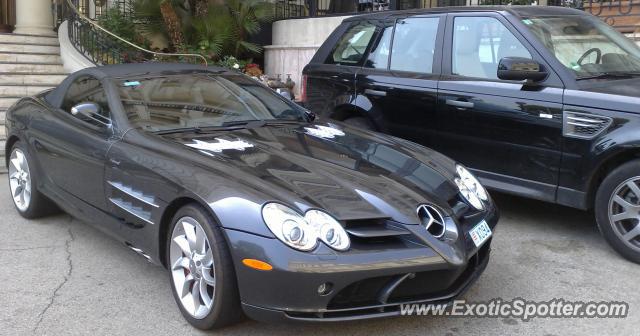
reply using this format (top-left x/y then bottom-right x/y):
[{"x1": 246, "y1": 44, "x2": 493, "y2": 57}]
[
  {"x1": 327, "y1": 22, "x2": 376, "y2": 66},
  {"x1": 62, "y1": 76, "x2": 110, "y2": 119},
  {"x1": 389, "y1": 17, "x2": 439, "y2": 73},
  {"x1": 365, "y1": 25, "x2": 393, "y2": 69},
  {"x1": 452, "y1": 16, "x2": 532, "y2": 79}
]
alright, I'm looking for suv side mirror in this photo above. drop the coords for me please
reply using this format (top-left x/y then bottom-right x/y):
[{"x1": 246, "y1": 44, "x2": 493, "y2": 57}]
[
  {"x1": 71, "y1": 102, "x2": 111, "y2": 128},
  {"x1": 497, "y1": 57, "x2": 548, "y2": 82}
]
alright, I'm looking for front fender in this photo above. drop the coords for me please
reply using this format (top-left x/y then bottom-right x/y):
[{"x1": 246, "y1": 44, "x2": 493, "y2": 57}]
[{"x1": 559, "y1": 109, "x2": 640, "y2": 207}]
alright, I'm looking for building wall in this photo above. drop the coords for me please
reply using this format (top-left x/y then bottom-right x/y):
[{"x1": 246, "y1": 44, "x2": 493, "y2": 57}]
[{"x1": 264, "y1": 15, "x2": 349, "y2": 98}]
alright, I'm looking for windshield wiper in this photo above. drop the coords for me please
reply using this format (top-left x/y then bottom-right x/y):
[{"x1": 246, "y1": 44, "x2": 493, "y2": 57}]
[
  {"x1": 221, "y1": 119, "x2": 306, "y2": 127},
  {"x1": 576, "y1": 72, "x2": 640, "y2": 80},
  {"x1": 153, "y1": 124, "x2": 246, "y2": 135},
  {"x1": 153, "y1": 119, "x2": 305, "y2": 135}
]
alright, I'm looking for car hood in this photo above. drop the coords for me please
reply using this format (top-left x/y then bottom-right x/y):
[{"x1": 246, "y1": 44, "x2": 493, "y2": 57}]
[
  {"x1": 568, "y1": 77, "x2": 640, "y2": 112},
  {"x1": 157, "y1": 122, "x2": 460, "y2": 224}
]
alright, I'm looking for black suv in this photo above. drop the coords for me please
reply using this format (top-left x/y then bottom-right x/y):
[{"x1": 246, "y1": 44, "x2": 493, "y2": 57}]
[{"x1": 302, "y1": 6, "x2": 640, "y2": 263}]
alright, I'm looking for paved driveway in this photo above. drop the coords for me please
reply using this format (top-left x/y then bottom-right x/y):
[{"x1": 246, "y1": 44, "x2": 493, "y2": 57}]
[{"x1": 1, "y1": 176, "x2": 639, "y2": 335}]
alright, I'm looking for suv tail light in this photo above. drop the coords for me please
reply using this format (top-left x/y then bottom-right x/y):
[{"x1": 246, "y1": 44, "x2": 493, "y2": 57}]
[{"x1": 300, "y1": 74, "x2": 308, "y2": 103}]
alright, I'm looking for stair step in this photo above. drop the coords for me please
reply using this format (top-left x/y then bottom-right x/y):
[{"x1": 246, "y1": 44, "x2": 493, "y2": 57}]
[
  {"x1": 0, "y1": 52, "x2": 62, "y2": 63},
  {"x1": 0, "y1": 137, "x2": 5, "y2": 173},
  {"x1": 0, "y1": 63, "x2": 65, "y2": 74},
  {"x1": 0, "y1": 73, "x2": 67, "y2": 85},
  {"x1": 0, "y1": 127, "x2": 5, "y2": 172},
  {"x1": 0, "y1": 43, "x2": 60, "y2": 54},
  {"x1": 0, "y1": 34, "x2": 59, "y2": 45},
  {"x1": 0, "y1": 97, "x2": 19, "y2": 109},
  {"x1": 0, "y1": 85, "x2": 55, "y2": 96}
]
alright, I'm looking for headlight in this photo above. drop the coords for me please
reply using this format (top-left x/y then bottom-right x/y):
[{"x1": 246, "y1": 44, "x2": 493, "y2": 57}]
[
  {"x1": 455, "y1": 164, "x2": 488, "y2": 210},
  {"x1": 262, "y1": 203, "x2": 318, "y2": 251},
  {"x1": 305, "y1": 210, "x2": 350, "y2": 251},
  {"x1": 262, "y1": 203, "x2": 350, "y2": 251}
]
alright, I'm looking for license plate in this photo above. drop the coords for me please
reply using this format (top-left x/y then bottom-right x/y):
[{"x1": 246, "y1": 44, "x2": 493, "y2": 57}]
[{"x1": 469, "y1": 220, "x2": 492, "y2": 247}]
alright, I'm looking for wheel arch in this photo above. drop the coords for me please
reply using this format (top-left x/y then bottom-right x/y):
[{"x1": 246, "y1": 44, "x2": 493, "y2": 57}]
[
  {"x1": 586, "y1": 148, "x2": 640, "y2": 209},
  {"x1": 330, "y1": 99, "x2": 381, "y2": 131},
  {"x1": 157, "y1": 196, "x2": 222, "y2": 268},
  {"x1": 330, "y1": 104, "x2": 364, "y2": 120},
  {"x1": 5, "y1": 135, "x2": 20, "y2": 168}
]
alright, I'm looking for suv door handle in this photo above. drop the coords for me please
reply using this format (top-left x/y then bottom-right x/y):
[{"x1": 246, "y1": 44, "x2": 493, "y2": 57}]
[
  {"x1": 364, "y1": 89, "x2": 387, "y2": 97},
  {"x1": 446, "y1": 99, "x2": 474, "y2": 109}
]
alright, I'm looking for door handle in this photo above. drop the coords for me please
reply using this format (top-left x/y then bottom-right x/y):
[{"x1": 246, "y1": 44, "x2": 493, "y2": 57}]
[
  {"x1": 364, "y1": 88, "x2": 387, "y2": 97},
  {"x1": 446, "y1": 99, "x2": 474, "y2": 109}
]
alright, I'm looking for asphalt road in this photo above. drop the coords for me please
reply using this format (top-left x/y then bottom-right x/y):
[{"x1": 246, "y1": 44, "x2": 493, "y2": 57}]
[{"x1": 1, "y1": 176, "x2": 639, "y2": 336}]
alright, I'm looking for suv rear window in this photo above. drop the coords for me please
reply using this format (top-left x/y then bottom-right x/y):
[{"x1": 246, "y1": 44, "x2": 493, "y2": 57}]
[{"x1": 327, "y1": 22, "x2": 376, "y2": 66}]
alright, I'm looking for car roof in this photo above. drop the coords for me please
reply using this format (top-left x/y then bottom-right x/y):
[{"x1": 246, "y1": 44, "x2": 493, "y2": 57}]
[
  {"x1": 45, "y1": 62, "x2": 233, "y2": 109},
  {"x1": 342, "y1": 5, "x2": 586, "y2": 21},
  {"x1": 73, "y1": 62, "x2": 231, "y2": 79}
]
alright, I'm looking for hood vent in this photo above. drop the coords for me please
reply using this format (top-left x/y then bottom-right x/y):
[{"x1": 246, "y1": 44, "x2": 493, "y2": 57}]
[{"x1": 563, "y1": 111, "x2": 612, "y2": 139}]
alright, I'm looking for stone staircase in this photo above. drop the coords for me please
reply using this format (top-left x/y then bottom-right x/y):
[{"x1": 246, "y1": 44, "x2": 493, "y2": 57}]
[{"x1": 0, "y1": 33, "x2": 67, "y2": 173}]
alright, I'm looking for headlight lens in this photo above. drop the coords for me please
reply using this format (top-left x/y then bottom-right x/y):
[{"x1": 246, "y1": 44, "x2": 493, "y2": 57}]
[
  {"x1": 305, "y1": 210, "x2": 350, "y2": 251},
  {"x1": 262, "y1": 203, "x2": 350, "y2": 251},
  {"x1": 455, "y1": 165, "x2": 488, "y2": 210},
  {"x1": 262, "y1": 203, "x2": 318, "y2": 251}
]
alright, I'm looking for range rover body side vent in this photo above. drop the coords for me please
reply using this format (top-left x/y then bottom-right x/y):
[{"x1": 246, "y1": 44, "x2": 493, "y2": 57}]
[{"x1": 563, "y1": 111, "x2": 612, "y2": 139}]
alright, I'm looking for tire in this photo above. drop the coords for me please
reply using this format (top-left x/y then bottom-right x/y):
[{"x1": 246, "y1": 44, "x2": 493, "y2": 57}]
[
  {"x1": 343, "y1": 116, "x2": 375, "y2": 131},
  {"x1": 7, "y1": 141, "x2": 59, "y2": 219},
  {"x1": 167, "y1": 204, "x2": 243, "y2": 329},
  {"x1": 595, "y1": 159, "x2": 640, "y2": 264}
]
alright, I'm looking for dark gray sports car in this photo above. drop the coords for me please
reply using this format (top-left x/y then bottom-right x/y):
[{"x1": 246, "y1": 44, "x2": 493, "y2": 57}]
[{"x1": 5, "y1": 63, "x2": 498, "y2": 329}]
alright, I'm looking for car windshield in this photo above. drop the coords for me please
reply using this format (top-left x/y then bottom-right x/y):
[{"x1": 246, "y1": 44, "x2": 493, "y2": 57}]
[
  {"x1": 114, "y1": 74, "x2": 308, "y2": 132},
  {"x1": 521, "y1": 15, "x2": 640, "y2": 78}
]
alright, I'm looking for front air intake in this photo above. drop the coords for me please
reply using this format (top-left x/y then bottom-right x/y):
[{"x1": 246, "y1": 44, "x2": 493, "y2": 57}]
[{"x1": 563, "y1": 111, "x2": 612, "y2": 139}]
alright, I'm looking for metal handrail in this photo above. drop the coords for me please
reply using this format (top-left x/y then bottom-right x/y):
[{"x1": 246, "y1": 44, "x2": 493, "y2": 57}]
[{"x1": 63, "y1": 0, "x2": 208, "y2": 66}]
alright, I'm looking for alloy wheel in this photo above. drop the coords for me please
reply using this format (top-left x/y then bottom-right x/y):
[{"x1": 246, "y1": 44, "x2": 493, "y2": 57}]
[
  {"x1": 8, "y1": 148, "x2": 31, "y2": 212},
  {"x1": 608, "y1": 177, "x2": 640, "y2": 252},
  {"x1": 170, "y1": 216, "x2": 216, "y2": 319}
]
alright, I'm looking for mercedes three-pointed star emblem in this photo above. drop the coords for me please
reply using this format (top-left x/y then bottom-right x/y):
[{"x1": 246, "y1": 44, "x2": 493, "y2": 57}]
[{"x1": 417, "y1": 204, "x2": 446, "y2": 238}]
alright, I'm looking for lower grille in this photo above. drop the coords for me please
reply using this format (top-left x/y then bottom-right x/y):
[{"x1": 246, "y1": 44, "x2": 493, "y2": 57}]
[{"x1": 327, "y1": 239, "x2": 492, "y2": 310}]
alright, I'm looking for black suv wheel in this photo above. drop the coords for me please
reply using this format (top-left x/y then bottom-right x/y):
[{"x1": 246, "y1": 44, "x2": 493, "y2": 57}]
[{"x1": 595, "y1": 160, "x2": 640, "y2": 263}]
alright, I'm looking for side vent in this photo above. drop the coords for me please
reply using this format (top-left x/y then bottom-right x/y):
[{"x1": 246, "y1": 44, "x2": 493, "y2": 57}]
[{"x1": 563, "y1": 111, "x2": 612, "y2": 139}]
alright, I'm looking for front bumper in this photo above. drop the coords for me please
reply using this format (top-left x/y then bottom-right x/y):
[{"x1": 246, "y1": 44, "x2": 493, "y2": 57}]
[
  {"x1": 242, "y1": 244, "x2": 489, "y2": 322},
  {"x1": 223, "y1": 204, "x2": 498, "y2": 323}
]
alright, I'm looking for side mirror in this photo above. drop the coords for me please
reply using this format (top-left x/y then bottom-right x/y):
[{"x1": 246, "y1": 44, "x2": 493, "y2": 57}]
[
  {"x1": 71, "y1": 102, "x2": 111, "y2": 128},
  {"x1": 497, "y1": 57, "x2": 548, "y2": 82}
]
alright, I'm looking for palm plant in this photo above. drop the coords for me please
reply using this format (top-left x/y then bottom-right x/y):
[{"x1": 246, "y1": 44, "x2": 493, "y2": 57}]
[
  {"x1": 194, "y1": 0, "x2": 209, "y2": 17},
  {"x1": 190, "y1": 6, "x2": 234, "y2": 59},
  {"x1": 160, "y1": 0, "x2": 187, "y2": 51},
  {"x1": 132, "y1": 0, "x2": 171, "y2": 44},
  {"x1": 132, "y1": 0, "x2": 273, "y2": 60},
  {"x1": 225, "y1": 0, "x2": 274, "y2": 58}
]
